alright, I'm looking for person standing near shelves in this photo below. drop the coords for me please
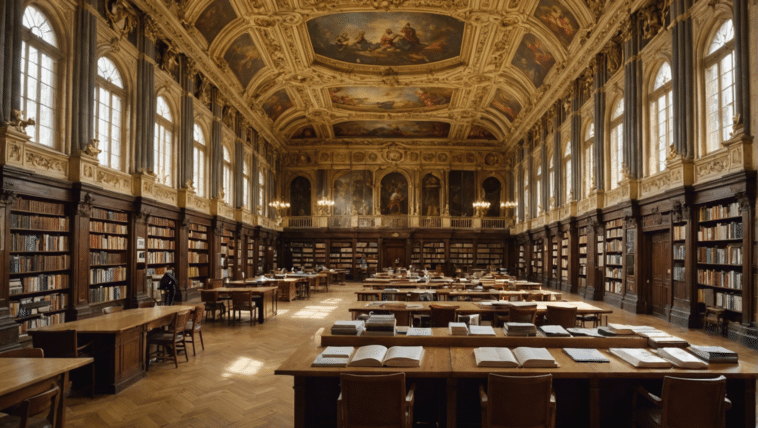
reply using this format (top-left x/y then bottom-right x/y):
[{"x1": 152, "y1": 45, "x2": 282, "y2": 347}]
[{"x1": 159, "y1": 267, "x2": 178, "y2": 306}]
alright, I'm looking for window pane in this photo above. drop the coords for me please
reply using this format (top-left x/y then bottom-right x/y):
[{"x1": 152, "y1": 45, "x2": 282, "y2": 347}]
[
  {"x1": 23, "y1": 7, "x2": 57, "y2": 47},
  {"x1": 707, "y1": 20, "x2": 734, "y2": 55}
]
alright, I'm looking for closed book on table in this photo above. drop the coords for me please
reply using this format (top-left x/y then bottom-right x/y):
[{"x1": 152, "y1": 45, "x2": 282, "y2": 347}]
[
  {"x1": 656, "y1": 347, "x2": 708, "y2": 369},
  {"x1": 687, "y1": 345, "x2": 738, "y2": 363},
  {"x1": 563, "y1": 348, "x2": 609, "y2": 363}
]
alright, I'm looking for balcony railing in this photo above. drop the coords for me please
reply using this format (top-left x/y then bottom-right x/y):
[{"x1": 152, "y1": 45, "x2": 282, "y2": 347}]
[{"x1": 283, "y1": 215, "x2": 510, "y2": 230}]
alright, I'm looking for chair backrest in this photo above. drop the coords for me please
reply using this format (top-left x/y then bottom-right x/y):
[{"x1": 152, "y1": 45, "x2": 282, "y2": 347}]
[
  {"x1": 340, "y1": 373, "x2": 407, "y2": 428},
  {"x1": 103, "y1": 305, "x2": 123, "y2": 314},
  {"x1": 192, "y1": 304, "x2": 205, "y2": 326},
  {"x1": 545, "y1": 305, "x2": 578, "y2": 329},
  {"x1": 429, "y1": 304, "x2": 459, "y2": 328},
  {"x1": 660, "y1": 375, "x2": 728, "y2": 428},
  {"x1": 200, "y1": 290, "x2": 219, "y2": 303},
  {"x1": 32, "y1": 330, "x2": 79, "y2": 358},
  {"x1": 486, "y1": 373, "x2": 553, "y2": 428},
  {"x1": 508, "y1": 305, "x2": 538, "y2": 323},
  {"x1": 13, "y1": 385, "x2": 60, "y2": 428},
  {"x1": 139, "y1": 301, "x2": 156, "y2": 308},
  {"x1": 171, "y1": 310, "x2": 192, "y2": 335},
  {"x1": 0, "y1": 348, "x2": 44, "y2": 358},
  {"x1": 207, "y1": 279, "x2": 223, "y2": 289},
  {"x1": 232, "y1": 290, "x2": 253, "y2": 305}
]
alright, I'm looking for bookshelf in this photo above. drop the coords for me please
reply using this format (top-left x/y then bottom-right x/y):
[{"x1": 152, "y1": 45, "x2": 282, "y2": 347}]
[
  {"x1": 330, "y1": 241, "x2": 354, "y2": 269},
  {"x1": 9, "y1": 197, "x2": 70, "y2": 333},
  {"x1": 672, "y1": 223, "x2": 686, "y2": 283},
  {"x1": 290, "y1": 241, "x2": 315, "y2": 270},
  {"x1": 356, "y1": 240, "x2": 378, "y2": 271},
  {"x1": 315, "y1": 242, "x2": 327, "y2": 267},
  {"x1": 258, "y1": 242, "x2": 266, "y2": 274},
  {"x1": 531, "y1": 240, "x2": 543, "y2": 280},
  {"x1": 518, "y1": 244, "x2": 526, "y2": 277},
  {"x1": 561, "y1": 232, "x2": 569, "y2": 281},
  {"x1": 272, "y1": 246, "x2": 278, "y2": 271},
  {"x1": 450, "y1": 242, "x2": 473, "y2": 270},
  {"x1": 604, "y1": 219, "x2": 623, "y2": 294},
  {"x1": 476, "y1": 242, "x2": 504, "y2": 268},
  {"x1": 411, "y1": 242, "x2": 421, "y2": 267},
  {"x1": 247, "y1": 238, "x2": 255, "y2": 278},
  {"x1": 89, "y1": 207, "x2": 128, "y2": 305},
  {"x1": 220, "y1": 229, "x2": 234, "y2": 279},
  {"x1": 551, "y1": 237, "x2": 559, "y2": 279},
  {"x1": 696, "y1": 201, "x2": 744, "y2": 319},
  {"x1": 422, "y1": 241, "x2": 445, "y2": 268},
  {"x1": 578, "y1": 229, "x2": 588, "y2": 288},
  {"x1": 187, "y1": 223, "x2": 210, "y2": 290}
]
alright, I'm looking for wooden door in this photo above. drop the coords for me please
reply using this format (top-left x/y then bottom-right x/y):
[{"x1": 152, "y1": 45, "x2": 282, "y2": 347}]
[
  {"x1": 382, "y1": 242, "x2": 406, "y2": 269},
  {"x1": 649, "y1": 231, "x2": 671, "y2": 317}
]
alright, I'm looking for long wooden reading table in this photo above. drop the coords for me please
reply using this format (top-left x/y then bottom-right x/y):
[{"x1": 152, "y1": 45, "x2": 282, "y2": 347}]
[
  {"x1": 30, "y1": 305, "x2": 194, "y2": 393},
  {"x1": 0, "y1": 357, "x2": 93, "y2": 428},
  {"x1": 209, "y1": 286, "x2": 278, "y2": 323}
]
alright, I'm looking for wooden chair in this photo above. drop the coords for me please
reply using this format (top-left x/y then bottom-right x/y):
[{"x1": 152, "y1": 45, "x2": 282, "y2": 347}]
[
  {"x1": 703, "y1": 306, "x2": 726, "y2": 334},
  {"x1": 544, "y1": 305, "x2": 578, "y2": 329},
  {"x1": 102, "y1": 306, "x2": 123, "y2": 314},
  {"x1": 0, "y1": 348, "x2": 44, "y2": 358},
  {"x1": 338, "y1": 373, "x2": 415, "y2": 428},
  {"x1": 480, "y1": 373, "x2": 555, "y2": 428},
  {"x1": 200, "y1": 290, "x2": 226, "y2": 321},
  {"x1": 206, "y1": 279, "x2": 223, "y2": 290},
  {"x1": 138, "y1": 301, "x2": 156, "y2": 308},
  {"x1": 429, "y1": 304, "x2": 459, "y2": 328},
  {"x1": 146, "y1": 310, "x2": 191, "y2": 370},
  {"x1": 32, "y1": 330, "x2": 95, "y2": 397},
  {"x1": 633, "y1": 375, "x2": 730, "y2": 428},
  {"x1": 508, "y1": 305, "x2": 538, "y2": 323},
  {"x1": 231, "y1": 291, "x2": 257, "y2": 326},
  {"x1": 0, "y1": 385, "x2": 59, "y2": 428},
  {"x1": 184, "y1": 305, "x2": 205, "y2": 356}
]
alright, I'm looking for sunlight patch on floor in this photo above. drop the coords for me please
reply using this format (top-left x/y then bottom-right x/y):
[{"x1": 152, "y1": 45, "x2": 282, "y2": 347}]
[
  {"x1": 291, "y1": 305, "x2": 338, "y2": 319},
  {"x1": 223, "y1": 357, "x2": 264, "y2": 380}
]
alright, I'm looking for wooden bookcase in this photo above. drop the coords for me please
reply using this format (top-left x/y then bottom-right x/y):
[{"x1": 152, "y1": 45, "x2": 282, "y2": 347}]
[
  {"x1": 604, "y1": 219, "x2": 623, "y2": 294},
  {"x1": 290, "y1": 241, "x2": 315, "y2": 270},
  {"x1": 88, "y1": 207, "x2": 128, "y2": 306},
  {"x1": 551, "y1": 237, "x2": 559, "y2": 279},
  {"x1": 422, "y1": 241, "x2": 445, "y2": 268},
  {"x1": 561, "y1": 232, "x2": 569, "y2": 281},
  {"x1": 356, "y1": 240, "x2": 378, "y2": 271},
  {"x1": 246, "y1": 238, "x2": 255, "y2": 278},
  {"x1": 9, "y1": 197, "x2": 70, "y2": 333},
  {"x1": 314, "y1": 242, "x2": 327, "y2": 267},
  {"x1": 476, "y1": 242, "x2": 503, "y2": 268},
  {"x1": 220, "y1": 229, "x2": 234, "y2": 279},
  {"x1": 578, "y1": 229, "x2": 588, "y2": 288},
  {"x1": 330, "y1": 241, "x2": 354, "y2": 269},
  {"x1": 258, "y1": 242, "x2": 266, "y2": 274},
  {"x1": 411, "y1": 242, "x2": 421, "y2": 267},
  {"x1": 450, "y1": 242, "x2": 473, "y2": 270},
  {"x1": 696, "y1": 201, "x2": 744, "y2": 320},
  {"x1": 518, "y1": 244, "x2": 526, "y2": 277},
  {"x1": 188, "y1": 223, "x2": 210, "y2": 289},
  {"x1": 531, "y1": 240, "x2": 543, "y2": 280},
  {"x1": 672, "y1": 223, "x2": 686, "y2": 283}
]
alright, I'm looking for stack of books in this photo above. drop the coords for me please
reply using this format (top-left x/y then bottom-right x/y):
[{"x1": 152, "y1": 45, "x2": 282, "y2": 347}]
[
  {"x1": 656, "y1": 348, "x2": 708, "y2": 369},
  {"x1": 330, "y1": 320, "x2": 365, "y2": 336},
  {"x1": 539, "y1": 325, "x2": 571, "y2": 337},
  {"x1": 635, "y1": 329, "x2": 689, "y2": 348},
  {"x1": 449, "y1": 322, "x2": 469, "y2": 335},
  {"x1": 687, "y1": 345, "x2": 738, "y2": 363},
  {"x1": 365, "y1": 314, "x2": 396, "y2": 336},
  {"x1": 502, "y1": 322, "x2": 537, "y2": 337},
  {"x1": 312, "y1": 346, "x2": 355, "y2": 367}
]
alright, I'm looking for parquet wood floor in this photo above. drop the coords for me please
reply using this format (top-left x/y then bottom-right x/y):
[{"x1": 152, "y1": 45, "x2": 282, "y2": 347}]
[{"x1": 64, "y1": 282, "x2": 758, "y2": 427}]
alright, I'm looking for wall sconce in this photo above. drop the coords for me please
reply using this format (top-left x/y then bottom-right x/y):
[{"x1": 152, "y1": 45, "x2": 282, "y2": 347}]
[
  {"x1": 473, "y1": 200, "x2": 491, "y2": 217},
  {"x1": 317, "y1": 196, "x2": 335, "y2": 215},
  {"x1": 269, "y1": 201, "x2": 290, "y2": 215}
]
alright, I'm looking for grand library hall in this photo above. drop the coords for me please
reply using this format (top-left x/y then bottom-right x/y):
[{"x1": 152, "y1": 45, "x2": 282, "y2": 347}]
[{"x1": 1, "y1": 0, "x2": 758, "y2": 426}]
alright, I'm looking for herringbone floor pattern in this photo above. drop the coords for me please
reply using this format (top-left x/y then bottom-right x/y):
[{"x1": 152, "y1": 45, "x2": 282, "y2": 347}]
[{"x1": 64, "y1": 282, "x2": 758, "y2": 427}]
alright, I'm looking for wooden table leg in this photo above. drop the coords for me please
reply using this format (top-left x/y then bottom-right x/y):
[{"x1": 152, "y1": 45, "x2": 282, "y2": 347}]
[
  {"x1": 294, "y1": 376, "x2": 306, "y2": 428},
  {"x1": 589, "y1": 378, "x2": 600, "y2": 428},
  {"x1": 447, "y1": 378, "x2": 457, "y2": 428},
  {"x1": 55, "y1": 372, "x2": 69, "y2": 428}
]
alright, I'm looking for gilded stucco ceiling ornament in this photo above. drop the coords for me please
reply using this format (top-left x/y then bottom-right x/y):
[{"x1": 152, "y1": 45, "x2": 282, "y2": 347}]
[
  {"x1": 214, "y1": 56, "x2": 230, "y2": 74},
  {"x1": 260, "y1": 30, "x2": 287, "y2": 69},
  {"x1": 586, "y1": 0, "x2": 605, "y2": 21},
  {"x1": 106, "y1": 0, "x2": 137, "y2": 41},
  {"x1": 160, "y1": 45, "x2": 179, "y2": 75},
  {"x1": 381, "y1": 68, "x2": 400, "y2": 87},
  {"x1": 369, "y1": 0, "x2": 407, "y2": 11},
  {"x1": 638, "y1": 3, "x2": 663, "y2": 39},
  {"x1": 143, "y1": 16, "x2": 160, "y2": 43},
  {"x1": 605, "y1": 42, "x2": 622, "y2": 75}
]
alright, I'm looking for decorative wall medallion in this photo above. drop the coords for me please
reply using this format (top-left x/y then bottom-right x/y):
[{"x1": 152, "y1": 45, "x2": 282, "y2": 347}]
[
  {"x1": 410, "y1": 152, "x2": 419, "y2": 162},
  {"x1": 437, "y1": 153, "x2": 448, "y2": 162},
  {"x1": 353, "y1": 152, "x2": 365, "y2": 162},
  {"x1": 25, "y1": 152, "x2": 66, "y2": 173},
  {"x1": 465, "y1": 153, "x2": 475, "y2": 163},
  {"x1": 335, "y1": 152, "x2": 348, "y2": 162},
  {"x1": 453, "y1": 153, "x2": 464, "y2": 163},
  {"x1": 385, "y1": 149, "x2": 404, "y2": 162},
  {"x1": 319, "y1": 152, "x2": 331, "y2": 162},
  {"x1": 422, "y1": 152, "x2": 435, "y2": 162},
  {"x1": 484, "y1": 153, "x2": 499, "y2": 166},
  {"x1": 368, "y1": 152, "x2": 378, "y2": 161}
]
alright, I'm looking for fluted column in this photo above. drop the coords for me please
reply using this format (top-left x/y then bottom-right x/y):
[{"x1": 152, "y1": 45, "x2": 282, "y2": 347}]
[
  {"x1": 134, "y1": 16, "x2": 157, "y2": 173},
  {"x1": 70, "y1": 0, "x2": 98, "y2": 153},
  {"x1": 671, "y1": 0, "x2": 695, "y2": 159},
  {"x1": 234, "y1": 117, "x2": 244, "y2": 209},
  {"x1": 517, "y1": 141, "x2": 525, "y2": 222},
  {"x1": 732, "y1": 0, "x2": 750, "y2": 137},
  {"x1": 552, "y1": 105, "x2": 562, "y2": 207},
  {"x1": 623, "y1": 16, "x2": 643, "y2": 178},
  {"x1": 0, "y1": 0, "x2": 23, "y2": 125},
  {"x1": 178, "y1": 57, "x2": 194, "y2": 188},
  {"x1": 571, "y1": 82, "x2": 582, "y2": 200},
  {"x1": 527, "y1": 139, "x2": 535, "y2": 218},
  {"x1": 593, "y1": 54, "x2": 606, "y2": 190},
  {"x1": 209, "y1": 89, "x2": 222, "y2": 199},
  {"x1": 540, "y1": 123, "x2": 549, "y2": 213}
]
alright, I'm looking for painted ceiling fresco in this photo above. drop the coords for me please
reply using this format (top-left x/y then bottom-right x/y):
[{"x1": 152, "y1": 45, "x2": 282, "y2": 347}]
[
  {"x1": 329, "y1": 87, "x2": 452, "y2": 111},
  {"x1": 194, "y1": 0, "x2": 236, "y2": 44},
  {"x1": 468, "y1": 125, "x2": 497, "y2": 140},
  {"x1": 333, "y1": 121, "x2": 451, "y2": 139},
  {"x1": 291, "y1": 125, "x2": 317, "y2": 139},
  {"x1": 223, "y1": 33, "x2": 265, "y2": 89},
  {"x1": 307, "y1": 12, "x2": 465, "y2": 66},
  {"x1": 490, "y1": 89, "x2": 523, "y2": 123},
  {"x1": 262, "y1": 90, "x2": 294, "y2": 123},
  {"x1": 535, "y1": 0, "x2": 580, "y2": 47},
  {"x1": 511, "y1": 33, "x2": 556, "y2": 88}
]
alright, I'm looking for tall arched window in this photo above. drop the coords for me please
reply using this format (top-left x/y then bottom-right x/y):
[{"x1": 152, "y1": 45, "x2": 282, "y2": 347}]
[
  {"x1": 704, "y1": 19, "x2": 735, "y2": 154},
  {"x1": 222, "y1": 145, "x2": 233, "y2": 206},
  {"x1": 258, "y1": 169, "x2": 266, "y2": 214},
  {"x1": 243, "y1": 156, "x2": 251, "y2": 210},
  {"x1": 94, "y1": 57, "x2": 125, "y2": 170},
  {"x1": 562, "y1": 140, "x2": 572, "y2": 203},
  {"x1": 548, "y1": 151, "x2": 555, "y2": 206},
  {"x1": 609, "y1": 99, "x2": 624, "y2": 189},
  {"x1": 523, "y1": 167, "x2": 529, "y2": 217},
  {"x1": 535, "y1": 162, "x2": 542, "y2": 213},
  {"x1": 193, "y1": 124, "x2": 207, "y2": 198},
  {"x1": 649, "y1": 63, "x2": 672, "y2": 175},
  {"x1": 154, "y1": 96, "x2": 174, "y2": 186},
  {"x1": 20, "y1": 6, "x2": 61, "y2": 149},
  {"x1": 583, "y1": 123, "x2": 594, "y2": 198}
]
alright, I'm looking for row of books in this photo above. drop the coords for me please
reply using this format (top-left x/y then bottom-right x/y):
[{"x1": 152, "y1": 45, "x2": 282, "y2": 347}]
[
  {"x1": 605, "y1": 240, "x2": 623, "y2": 252},
  {"x1": 148, "y1": 238, "x2": 175, "y2": 249},
  {"x1": 148, "y1": 218, "x2": 175, "y2": 228},
  {"x1": 716, "y1": 292, "x2": 742, "y2": 312},
  {"x1": 90, "y1": 251, "x2": 126, "y2": 266},
  {"x1": 90, "y1": 266, "x2": 127, "y2": 284},
  {"x1": 148, "y1": 251, "x2": 174, "y2": 264},
  {"x1": 147, "y1": 225, "x2": 175, "y2": 237},
  {"x1": 90, "y1": 221, "x2": 127, "y2": 234},
  {"x1": 10, "y1": 254, "x2": 70, "y2": 273},
  {"x1": 606, "y1": 254, "x2": 622, "y2": 265},
  {"x1": 696, "y1": 269, "x2": 742, "y2": 289},
  {"x1": 12, "y1": 198, "x2": 65, "y2": 215},
  {"x1": 188, "y1": 252, "x2": 209, "y2": 263},
  {"x1": 698, "y1": 203, "x2": 740, "y2": 221},
  {"x1": 9, "y1": 274, "x2": 68, "y2": 294},
  {"x1": 18, "y1": 312, "x2": 65, "y2": 334},
  {"x1": 11, "y1": 214, "x2": 68, "y2": 231},
  {"x1": 673, "y1": 225, "x2": 686, "y2": 240},
  {"x1": 697, "y1": 246, "x2": 742, "y2": 265},
  {"x1": 89, "y1": 285, "x2": 127, "y2": 303},
  {"x1": 90, "y1": 235, "x2": 127, "y2": 250},
  {"x1": 188, "y1": 241, "x2": 208, "y2": 249},
  {"x1": 188, "y1": 231, "x2": 208, "y2": 240},
  {"x1": 91, "y1": 208, "x2": 127, "y2": 222},
  {"x1": 11, "y1": 234, "x2": 68, "y2": 252},
  {"x1": 188, "y1": 266, "x2": 208, "y2": 278},
  {"x1": 697, "y1": 223, "x2": 743, "y2": 241},
  {"x1": 11, "y1": 293, "x2": 68, "y2": 316}
]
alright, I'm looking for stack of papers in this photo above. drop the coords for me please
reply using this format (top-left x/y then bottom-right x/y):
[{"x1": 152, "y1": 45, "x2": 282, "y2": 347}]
[
  {"x1": 656, "y1": 348, "x2": 707, "y2": 369},
  {"x1": 563, "y1": 348, "x2": 609, "y2": 363},
  {"x1": 406, "y1": 327, "x2": 432, "y2": 336},
  {"x1": 502, "y1": 322, "x2": 537, "y2": 336},
  {"x1": 449, "y1": 322, "x2": 469, "y2": 335},
  {"x1": 687, "y1": 345, "x2": 738, "y2": 363},
  {"x1": 469, "y1": 325, "x2": 496, "y2": 336},
  {"x1": 311, "y1": 346, "x2": 355, "y2": 367},
  {"x1": 567, "y1": 328, "x2": 605, "y2": 338},
  {"x1": 330, "y1": 320, "x2": 365, "y2": 335}
]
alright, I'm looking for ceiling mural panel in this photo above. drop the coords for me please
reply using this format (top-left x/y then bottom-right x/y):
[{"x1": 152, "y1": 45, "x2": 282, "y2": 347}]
[
  {"x1": 194, "y1": 0, "x2": 236, "y2": 44},
  {"x1": 329, "y1": 87, "x2": 453, "y2": 112},
  {"x1": 262, "y1": 90, "x2": 295, "y2": 123},
  {"x1": 534, "y1": 0, "x2": 580, "y2": 47},
  {"x1": 467, "y1": 125, "x2": 497, "y2": 140},
  {"x1": 291, "y1": 125, "x2": 317, "y2": 139},
  {"x1": 307, "y1": 12, "x2": 465, "y2": 67},
  {"x1": 333, "y1": 121, "x2": 450, "y2": 139},
  {"x1": 223, "y1": 33, "x2": 265, "y2": 89},
  {"x1": 511, "y1": 33, "x2": 556, "y2": 88},
  {"x1": 490, "y1": 89, "x2": 522, "y2": 123}
]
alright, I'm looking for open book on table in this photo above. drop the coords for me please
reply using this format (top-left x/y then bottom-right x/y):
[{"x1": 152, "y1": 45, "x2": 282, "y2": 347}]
[
  {"x1": 474, "y1": 347, "x2": 559, "y2": 368},
  {"x1": 608, "y1": 348, "x2": 672, "y2": 368},
  {"x1": 348, "y1": 345, "x2": 425, "y2": 367},
  {"x1": 655, "y1": 347, "x2": 708, "y2": 369}
]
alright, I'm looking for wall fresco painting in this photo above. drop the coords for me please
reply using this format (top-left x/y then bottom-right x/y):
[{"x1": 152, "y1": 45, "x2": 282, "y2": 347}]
[
  {"x1": 262, "y1": 90, "x2": 294, "y2": 123},
  {"x1": 468, "y1": 125, "x2": 497, "y2": 140},
  {"x1": 334, "y1": 171, "x2": 373, "y2": 216},
  {"x1": 482, "y1": 177, "x2": 502, "y2": 217},
  {"x1": 329, "y1": 87, "x2": 452, "y2": 111},
  {"x1": 223, "y1": 33, "x2": 265, "y2": 89},
  {"x1": 307, "y1": 12, "x2": 465, "y2": 66},
  {"x1": 380, "y1": 173, "x2": 409, "y2": 215},
  {"x1": 290, "y1": 176, "x2": 312, "y2": 216},
  {"x1": 449, "y1": 170, "x2": 475, "y2": 217},
  {"x1": 490, "y1": 90, "x2": 522, "y2": 122},
  {"x1": 194, "y1": 0, "x2": 236, "y2": 44},
  {"x1": 535, "y1": 0, "x2": 579, "y2": 47},
  {"x1": 421, "y1": 173, "x2": 441, "y2": 216},
  {"x1": 333, "y1": 121, "x2": 450, "y2": 139},
  {"x1": 291, "y1": 125, "x2": 316, "y2": 139},
  {"x1": 511, "y1": 33, "x2": 555, "y2": 88}
]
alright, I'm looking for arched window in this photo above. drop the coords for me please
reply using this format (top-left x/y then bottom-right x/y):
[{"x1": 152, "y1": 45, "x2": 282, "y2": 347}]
[
  {"x1": 649, "y1": 63, "x2": 672, "y2": 175},
  {"x1": 609, "y1": 99, "x2": 624, "y2": 189},
  {"x1": 535, "y1": 162, "x2": 542, "y2": 213},
  {"x1": 562, "y1": 140, "x2": 572, "y2": 203},
  {"x1": 20, "y1": 6, "x2": 61, "y2": 148},
  {"x1": 583, "y1": 123, "x2": 594, "y2": 198},
  {"x1": 192, "y1": 124, "x2": 207, "y2": 198},
  {"x1": 523, "y1": 167, "x2": 529, "y2": 217},
  {"x1": 548, "y1": 151, "x2": 555, "y2": 205},
  {"x1": 94, "y1": 57, "x2": 125, "y2": 170},
  {"x1": 258, "y1": 168, "x2": 266, "y2": 214},
  {"x1": 704, "y1": 19, "x2": 735, "y2": 154},
  {"x1": 154, "y1": 96, "x2": 174, "y2": 186},
  {"x1": 243, "y1": 156, "x2": 251, "y2": 210},
  {"x1": 222, "y1": 145, "x2": 233, "y2": 206}
]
